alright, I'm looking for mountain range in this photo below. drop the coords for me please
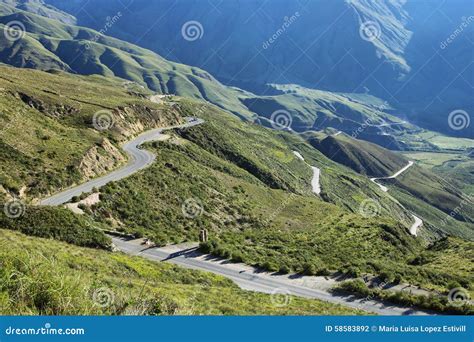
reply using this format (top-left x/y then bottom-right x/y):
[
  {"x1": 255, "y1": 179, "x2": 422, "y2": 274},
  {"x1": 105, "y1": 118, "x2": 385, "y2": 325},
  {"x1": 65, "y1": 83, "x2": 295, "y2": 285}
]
[
  {"x1": 44, "y1": 0, "x2": 474, "y2": 138},
  {"x1": 0, "y1": 0, "x2": 473, "y2": 315}
]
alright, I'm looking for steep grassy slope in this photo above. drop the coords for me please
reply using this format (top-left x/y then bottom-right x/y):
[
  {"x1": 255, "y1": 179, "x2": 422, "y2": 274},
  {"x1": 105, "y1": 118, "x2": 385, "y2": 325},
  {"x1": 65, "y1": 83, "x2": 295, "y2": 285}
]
[
  {"x1": 389, "y1": 188, "x2": 473, "y2": 241},
  {"x1": 78, "y1": 98, "x2": 474, "y2": 293},
  {"x1": 332, "y1": 236, "x2": 474, "y2": 313},
  {"x1": 173, "y1": 99, "x2": 414, "y2": 224},
  {"x1": 244, "y1": 84, "x2": 421, "y2": 150},
  {"x1": 0, "y1": 66, "x2": 182, "y2": 199},
  {"x1": 248, "y1": 85, "x2": 408, "y2": 129},
  {"x1": 402, "y1": 151, "x2": 474, "y2": 197},
  {"x1": 0, "y1": 229, "x2": 366, "y2": 315},
  {"x1": 393, "y1": 166, "x2": 473, "y2": 224},
  {"x1": 2, "y1": 0, "x2": 75, "y2": 24},
  {"x1": 0, "y1": 205, "x2": 111, "y2": 248},
  {"x1": 0, "y1": 67, "x2": 471, "y2": 311},
  {"x1": 419, "y1": 237, "x2": 474, "y2": 289},
  {"x1": 308, "y1": 133, "x2": 408, "y2": 177},
  {"x1": 301, "y1": 129, "x2": 474, "y2": 240},
  {"x1": 90, "y1": 98, "x2": 414, "y2": 243}
]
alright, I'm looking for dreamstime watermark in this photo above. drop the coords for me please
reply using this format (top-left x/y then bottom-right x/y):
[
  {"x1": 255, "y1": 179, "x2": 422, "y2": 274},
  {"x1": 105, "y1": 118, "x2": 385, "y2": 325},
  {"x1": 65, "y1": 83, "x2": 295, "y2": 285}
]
[
  {"x1": 3, "y1": 199, "x2": 25, "y2": 219},
  {"x1": 440, "y1": 195, "x2": 472, "y2": 227},
  {"x1": 263, "y1": 193, "x2": 297, "y2": 226},
  {"x1": 358, "y1": 199, "x2": 381, "y2": 218},
  {"x1": 92, "y1": 110, "x2": 115, "y2": 131},
  {"x1": 448, "y1": 109, "x2": 470, "y2": 131},
  {"x1": 270, "y1": 287, "x2": 291, "y2": 307},
  {"x1": 181, "y1": 198, "x2": 204, "y2": 219},
  {"x1": 3, "y1": 20, "x2": 26, "y2": 42},
  {"x1": 350, "y1": 117, "x2": 379, "y2": 139},
  {"x1": 181, "y1": 21, "x2": 204, "y2": 41},
  {"x1": 262, "y1": 12, "x2": 301, "y2": 50},
  {"x1": 447, "y1": 287, "x2": 470, "y2": 307},
  {"x1": 86, "y1": 12, "x2": 123, "y2": 49},
  {"x1": 91, "y1": 287, "x2": 115, "y2": 308},
  {"x1": 270, "y1": 109, "x2": 293, "y2": 130},
  {"x1": 440, "y1": 16, "x2": 474, "y2": 49},
  {"x1": 361, "y1": 275, "x2": 387, "y2": 303},
  {"x1": 4, "y1": 323, "x2": 85, "y2": 336},
  {"x1": 359, "y1": 21, "x2": 381, "y2": 42}
]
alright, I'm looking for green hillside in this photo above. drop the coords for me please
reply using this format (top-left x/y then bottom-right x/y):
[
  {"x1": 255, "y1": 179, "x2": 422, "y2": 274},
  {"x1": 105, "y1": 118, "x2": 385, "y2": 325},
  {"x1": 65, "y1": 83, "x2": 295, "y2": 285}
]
[
  {"x1": 0, "y1": 1, "x2": 472, "y2": 316},
  {"x1": 0, "y1": 66, "x2": 182, "y2": 199},
  {"x1": 245, "y1": 84, "x2": 421, "y2": 149},
  {"x1": 78, "y1": 98, "x2": 473, "y2": 294},
  {"x1": 301, "y1": 131, "x2": 474, "y2": 240},
  {"x1": 88, "y1": 97, "x2": 416, "y2": 240},
  {"x1": 0, "y1": 1, "x2": 429, "y2": 143},
  {"x1": 0, "y1": 2, "x2": 255, "y2": 119},
  {"x1": 394, "y1": 166, "x2": 473, "y2": 224},
  {"x1": 0, "y1": 228, "x2": 366, "y2": 315},
  {"x1": 0, "y1": 64, "x2": 471, "y2": 308},
  {"x1": 308, "y1": 133, "x2": 408, "y2": 177}
]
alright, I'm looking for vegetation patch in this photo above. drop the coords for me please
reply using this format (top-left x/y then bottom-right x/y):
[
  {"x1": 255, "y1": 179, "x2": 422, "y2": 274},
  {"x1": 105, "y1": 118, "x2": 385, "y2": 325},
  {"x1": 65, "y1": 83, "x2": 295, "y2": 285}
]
[
  {"x1": 0, "y1": 206, "x2": 110, "y2": 249},
  {"x1": 0, "y1": 229, "x2": 366, "y2": 315}
]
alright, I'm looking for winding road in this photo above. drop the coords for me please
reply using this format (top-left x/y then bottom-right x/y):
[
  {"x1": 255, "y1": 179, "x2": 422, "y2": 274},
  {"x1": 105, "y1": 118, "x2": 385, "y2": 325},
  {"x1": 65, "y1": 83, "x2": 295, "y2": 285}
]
[
  {"x1": 369, "y1": 161, "x2": 422, "y2": 236},
  {"x1": 112, "y1": 237, "x2": 431, "y2": 316},
  {"x1": 410, "y1": 215, "x2": 423, "y2": 236},
  {"x1": 293, "y1": 151, "x2": 321, "y2": 195},
  {"x1": 39, "y1": 115, "x2": 425, "y2": 314},
  {"x1": 370, "y1": 161, "x2": 414, "y2": 193},
  {"x1": 40, "y1": 117, "x2": 204, "y2": 206}
]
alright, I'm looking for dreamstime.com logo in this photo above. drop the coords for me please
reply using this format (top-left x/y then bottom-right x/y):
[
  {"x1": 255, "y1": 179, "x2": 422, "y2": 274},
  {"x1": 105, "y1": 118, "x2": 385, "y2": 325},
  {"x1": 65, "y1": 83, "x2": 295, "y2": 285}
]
[
  {"x1": 181, "y1": 198, "x2": 204, "y2": 219},
  {"x1": 359, "y1": 199, "x2": 381, "y2": 218},
  {"x1": 262, "y1": 12, "x2": 301, "y2": 49},
  {"x1": 270, "y1": 110, "x2": 293, "y2": 130},
  {"x1": 92, "y1": 110, "x2": 115, "y2": 131},
  {"x1": 4, "y1": 323, "x2": 85, "y2": 336},
  {"x1": 271, "y1": 288, "x2": 292, "y2": 307},
  {"x1": 3, "y1": 20, "x2": 26, "y2": 42},
  {"x1": 181, "y1": 21, "x2": 204, "y2": 41},
  {"x1": 448, "y1": 109, "x2": 470, "y2": 131},
  {"x1": 448, "y1": 287, "x2": 470, "y2": 307},
  {"x1": 92, "y1": 287, "x2": 115, "y2": 308},
  {"x1": 359, "y1": 21, "x2": 381, "y2": 42},
  {"x1": 3, "y1": 199, "x2": 26, "y2": 219}
]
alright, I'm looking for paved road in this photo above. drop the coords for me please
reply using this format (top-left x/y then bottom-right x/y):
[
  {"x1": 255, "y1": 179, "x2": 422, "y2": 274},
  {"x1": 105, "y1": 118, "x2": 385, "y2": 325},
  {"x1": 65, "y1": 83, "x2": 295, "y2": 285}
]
[
  {"x1": 112, "y1": 237, "x2": 431, "y2": 316},
  {"x1": 293, "y1": 151, "x2": 321, "y2": 195},
  {"x1": 40, "y1": 118, "x2": 204, "y2": 206},
  {"x1": 369, "y1": 161, "x2": 422, "y2": 236},
  {"x1": 40, "y1": 115, "x2": 425, "y2": 313},
  {"x1": 370, "y1": 161, "x2": 414, "y2": 192},
  {"x1": 410, "y1": 215, "x2": 423, "y2": 236}
]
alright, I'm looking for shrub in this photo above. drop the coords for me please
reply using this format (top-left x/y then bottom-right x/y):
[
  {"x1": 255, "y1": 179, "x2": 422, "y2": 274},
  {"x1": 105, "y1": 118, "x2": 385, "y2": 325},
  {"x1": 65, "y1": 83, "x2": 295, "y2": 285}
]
[
  {"x1": 231, "y1": 252, "x2": 244, "y2": 263},
  {"x1": 317, "y1": 268, "x2": 331, "y2": 276},
  {"x1": 302, "y1": 263, "x2": 317, "y2": 276},
  {"x1": 261, "y1": 261, "x2": 279, "y2": 272},
  {"x1": 346, "y1": 266, "x2": 361, "y2": 278},
  {"x1": 337, "y1": 279, "x2": 370, "y2": 297},
  {"x1": 0, "y1": 206, "x2": 110, "y2": 249},
  {"x1": 379, "y1": 271, "x2": 395, "y2": 283},
  {"x1": 199, "y1": 242, "x2": 212, "y2": 254}
]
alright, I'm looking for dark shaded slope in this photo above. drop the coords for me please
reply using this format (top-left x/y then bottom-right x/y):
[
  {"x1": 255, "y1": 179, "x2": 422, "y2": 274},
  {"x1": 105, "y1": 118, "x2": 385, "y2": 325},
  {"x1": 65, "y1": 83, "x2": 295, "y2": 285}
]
[{"x1": 309, "y1": 134, "x2": 408, "y2": 177}]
